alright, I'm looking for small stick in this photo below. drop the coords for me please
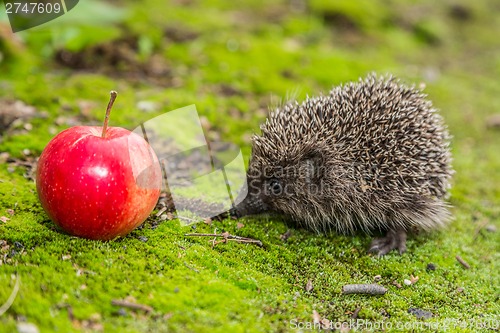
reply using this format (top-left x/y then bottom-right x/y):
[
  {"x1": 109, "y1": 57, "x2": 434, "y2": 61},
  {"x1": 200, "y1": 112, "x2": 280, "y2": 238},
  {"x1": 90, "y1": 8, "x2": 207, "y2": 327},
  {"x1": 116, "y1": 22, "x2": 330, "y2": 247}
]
[
  {"x1": 185, "y1": 232, "x2": 263, "y2": 247},
  {"x1": 101, "y1": 91, "x2": 117, "y2": 138},
  {"x1": 342, "y1": 284, "x2": 387, "y2": 295},
  {"x1": 155, "y1": 207, "x2": 167, "y2": 217},
  {"x1": 66, "y1": 304, "x2": 75, "y2": 321},
  {"x1": 280, "y1": 229, "x2": 292, "y2": 241},
  {"x1": 111, "y1": 299, "x2": 153, "y2": 313},
  {"x1": 455, "y1": 255, "x2": 470, "y2": 269}
]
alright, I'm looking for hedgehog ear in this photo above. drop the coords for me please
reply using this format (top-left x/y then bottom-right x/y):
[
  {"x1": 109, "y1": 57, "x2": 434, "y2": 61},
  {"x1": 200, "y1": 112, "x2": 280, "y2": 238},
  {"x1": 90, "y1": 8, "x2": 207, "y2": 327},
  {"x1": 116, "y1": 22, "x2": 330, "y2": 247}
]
[{"x1": 302, "y1": 148, "x2": 324, "y2": 164}]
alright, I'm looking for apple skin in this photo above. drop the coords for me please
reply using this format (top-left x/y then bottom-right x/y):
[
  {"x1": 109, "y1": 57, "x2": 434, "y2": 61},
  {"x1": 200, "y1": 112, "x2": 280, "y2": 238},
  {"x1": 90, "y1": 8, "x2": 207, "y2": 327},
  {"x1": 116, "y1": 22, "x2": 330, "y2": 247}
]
[{"x1": 36, "y1": 126, "x2": 162, "y2": 240}]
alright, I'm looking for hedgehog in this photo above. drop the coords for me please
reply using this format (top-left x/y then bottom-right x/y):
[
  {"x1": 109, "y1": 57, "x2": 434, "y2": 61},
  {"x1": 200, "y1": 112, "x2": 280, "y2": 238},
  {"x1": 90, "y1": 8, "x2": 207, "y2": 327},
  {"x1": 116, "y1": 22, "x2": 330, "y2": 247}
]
[{"x1": 231, "y1": 74, "x2": 453, "y2": 255}]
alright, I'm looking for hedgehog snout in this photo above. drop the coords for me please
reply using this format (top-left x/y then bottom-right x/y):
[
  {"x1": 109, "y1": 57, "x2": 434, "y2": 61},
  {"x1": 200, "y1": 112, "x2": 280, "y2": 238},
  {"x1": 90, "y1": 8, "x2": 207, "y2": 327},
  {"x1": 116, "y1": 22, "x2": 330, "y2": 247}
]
[
  {"x1": 231, "y1": 191, "x2": 269, "y2": 217},
  {"x1": 231, "y1": 176, "x2": 271, "y2": 217}
]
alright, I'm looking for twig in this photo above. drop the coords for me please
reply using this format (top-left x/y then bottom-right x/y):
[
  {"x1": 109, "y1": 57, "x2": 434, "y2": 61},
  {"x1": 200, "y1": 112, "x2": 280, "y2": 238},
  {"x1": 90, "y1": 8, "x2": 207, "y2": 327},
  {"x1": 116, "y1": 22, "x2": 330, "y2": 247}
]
[
  {"x1": 455, "y1": 255, "x2": 470, "y2": 269},
  {"x1": 0, "y1": 275, "x2": 20, "y2": 316},
  {"x1": 185, "y1": 232, "x2": 263, "y2": 247},
  {"x1": 155, "y1": 207, "x2": 167, "y2": 217},
  {"x1": 342, "y1": 284, "x2": 387, "y2": 295},
  {"x1": 66, "y1": 304, "x2": 75, "y2": 321},
  {"x1": 111, "y1": 299, "x2": 153, "y2": 313},
  {"x1": 184, "y1": 262, "x2": 200, "y2": 273}
]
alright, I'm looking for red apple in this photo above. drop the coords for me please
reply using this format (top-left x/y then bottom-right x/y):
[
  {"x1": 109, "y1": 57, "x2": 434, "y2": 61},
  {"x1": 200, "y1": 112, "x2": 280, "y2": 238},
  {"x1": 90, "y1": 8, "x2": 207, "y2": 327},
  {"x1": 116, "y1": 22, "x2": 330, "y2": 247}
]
[{"x1": 36, "y1": 92, "x2": 161, "y2": 240}]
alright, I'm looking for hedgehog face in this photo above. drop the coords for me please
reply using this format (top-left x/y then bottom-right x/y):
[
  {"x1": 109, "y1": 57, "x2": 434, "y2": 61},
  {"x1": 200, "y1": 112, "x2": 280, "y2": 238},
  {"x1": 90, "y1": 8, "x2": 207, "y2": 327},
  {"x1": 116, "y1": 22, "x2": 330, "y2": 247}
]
[{"x1": 232, "y1": 144, "x2": 329, "y2": 221}]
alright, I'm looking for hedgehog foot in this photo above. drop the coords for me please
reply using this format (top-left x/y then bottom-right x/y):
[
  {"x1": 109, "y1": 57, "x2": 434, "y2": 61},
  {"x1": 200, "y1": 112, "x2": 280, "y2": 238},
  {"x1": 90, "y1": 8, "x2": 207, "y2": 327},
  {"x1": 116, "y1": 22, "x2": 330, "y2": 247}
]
[{"x1": 368, "y1": 229, "x2": 407, "y2": 256}]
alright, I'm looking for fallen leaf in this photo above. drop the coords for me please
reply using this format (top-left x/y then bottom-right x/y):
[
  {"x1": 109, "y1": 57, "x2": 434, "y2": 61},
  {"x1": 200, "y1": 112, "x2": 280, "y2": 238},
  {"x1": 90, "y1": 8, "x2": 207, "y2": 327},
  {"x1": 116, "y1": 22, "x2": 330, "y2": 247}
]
[{"x1": 312, "y1": 310, "x2": 321, "y2": 324}]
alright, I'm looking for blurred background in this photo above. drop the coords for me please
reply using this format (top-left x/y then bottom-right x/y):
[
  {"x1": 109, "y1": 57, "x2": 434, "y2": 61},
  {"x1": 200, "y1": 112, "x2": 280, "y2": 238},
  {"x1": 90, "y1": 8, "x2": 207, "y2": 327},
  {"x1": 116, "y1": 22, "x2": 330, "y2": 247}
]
[{"x1": 1, "y1": 0, "x2": 499, "y2": 207}]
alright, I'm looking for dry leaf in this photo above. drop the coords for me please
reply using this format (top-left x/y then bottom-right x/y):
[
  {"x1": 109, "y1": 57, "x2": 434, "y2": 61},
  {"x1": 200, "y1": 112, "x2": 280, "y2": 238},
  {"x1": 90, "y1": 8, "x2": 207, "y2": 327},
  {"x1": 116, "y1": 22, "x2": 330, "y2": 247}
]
[
  {"x1": 305, "y1": 279, "x2": 313, "y2": 292},
  {"x1": 312, "y1": 310, "x2": 321, "y2": 324}
]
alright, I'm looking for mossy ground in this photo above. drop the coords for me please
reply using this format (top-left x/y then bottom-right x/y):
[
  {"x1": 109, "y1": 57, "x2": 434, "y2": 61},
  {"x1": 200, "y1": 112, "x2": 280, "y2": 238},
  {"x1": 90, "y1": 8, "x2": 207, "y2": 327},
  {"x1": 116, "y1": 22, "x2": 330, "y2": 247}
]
[{"x1": 1, "y1": 0, "x2": 499, "y2": 332}]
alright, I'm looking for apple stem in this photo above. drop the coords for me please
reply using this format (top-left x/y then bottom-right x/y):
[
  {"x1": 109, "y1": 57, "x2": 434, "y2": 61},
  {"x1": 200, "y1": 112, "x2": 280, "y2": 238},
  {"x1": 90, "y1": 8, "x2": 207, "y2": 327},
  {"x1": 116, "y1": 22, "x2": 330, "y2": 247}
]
[{"x1": 102, "y1": 91, "x2": 118, "y2": 138}]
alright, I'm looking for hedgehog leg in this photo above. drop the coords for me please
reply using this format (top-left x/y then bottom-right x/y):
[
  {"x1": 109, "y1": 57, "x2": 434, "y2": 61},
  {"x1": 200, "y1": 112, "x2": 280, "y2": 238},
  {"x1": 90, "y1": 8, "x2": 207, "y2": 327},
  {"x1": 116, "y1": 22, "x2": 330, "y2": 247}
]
[{"x1": 368, "y1": 229, "x2": 407, "y2": 256}]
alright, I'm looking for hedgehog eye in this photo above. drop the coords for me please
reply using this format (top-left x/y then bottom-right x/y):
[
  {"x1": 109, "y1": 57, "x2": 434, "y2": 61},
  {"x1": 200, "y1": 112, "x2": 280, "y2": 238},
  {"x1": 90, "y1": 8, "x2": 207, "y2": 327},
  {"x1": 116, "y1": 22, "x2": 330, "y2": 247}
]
[{"x1": 268, "y1": 178, "x2": 282, "y2": 196}]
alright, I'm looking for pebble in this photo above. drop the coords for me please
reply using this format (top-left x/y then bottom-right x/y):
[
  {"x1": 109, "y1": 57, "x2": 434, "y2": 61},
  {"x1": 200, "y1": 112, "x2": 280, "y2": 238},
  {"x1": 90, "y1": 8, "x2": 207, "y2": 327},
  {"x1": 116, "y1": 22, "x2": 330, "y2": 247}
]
[
  {"x1": 117, "y1": 308, "x2": 127, "y2": 317},
  {"x1": 17, "y1": 323, "x2": 39, "y2": 333},
  {"x1": 403, "y1": 279, "x2": 412, "y2": 286},
  {"x1": 408, "y1": 307, "x2": 433, "y2": 319},
  {"x1": 486, "y1": 224, "x2": 497, "y2": 233}
]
